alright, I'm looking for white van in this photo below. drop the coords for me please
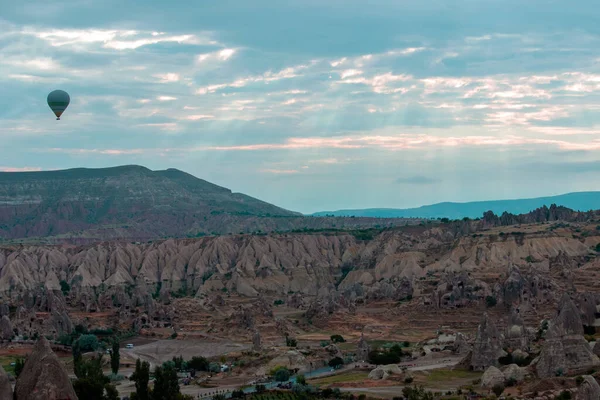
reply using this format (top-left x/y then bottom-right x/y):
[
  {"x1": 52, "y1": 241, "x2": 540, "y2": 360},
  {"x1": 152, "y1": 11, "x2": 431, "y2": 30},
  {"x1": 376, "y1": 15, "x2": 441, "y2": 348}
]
[{"x1": 126, "y1": 344, "x2": 134, "y2": 349}]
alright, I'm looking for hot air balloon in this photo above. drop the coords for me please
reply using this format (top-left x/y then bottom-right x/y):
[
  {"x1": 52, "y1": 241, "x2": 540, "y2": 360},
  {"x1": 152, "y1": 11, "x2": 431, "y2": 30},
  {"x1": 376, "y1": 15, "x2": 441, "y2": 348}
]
[{"x1": 47, "y1": 90, "x2": 70, "y2": 120}]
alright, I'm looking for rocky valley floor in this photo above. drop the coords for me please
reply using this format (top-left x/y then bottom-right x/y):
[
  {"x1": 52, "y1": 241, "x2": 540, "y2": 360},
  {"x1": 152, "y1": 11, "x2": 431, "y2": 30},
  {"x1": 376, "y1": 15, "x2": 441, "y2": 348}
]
[{"x1": 2, "y1": 209, "x2": 600, "y2": 398}]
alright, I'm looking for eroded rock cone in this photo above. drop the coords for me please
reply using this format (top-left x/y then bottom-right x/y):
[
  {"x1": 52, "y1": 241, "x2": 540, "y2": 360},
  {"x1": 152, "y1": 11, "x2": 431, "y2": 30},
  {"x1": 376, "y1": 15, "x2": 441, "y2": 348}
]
[
  {"x1": 0, "y1": 364, "x2": 12, "y2": 399},
  {"x1": 471, "y1": 313, "x2": 505, "y2": 371},
  {"x1": 536, "y1": 295, "x2": 600, "y2": 378},
  {"x1": 14, "y1": 337, "x2": 78, "y2": 400},
  {"x1": 576, "y1": 375, "x2": 600, "y2": 400},
  {"x1": 0, "y1": 316, "x2": 12, "y2": 340}
]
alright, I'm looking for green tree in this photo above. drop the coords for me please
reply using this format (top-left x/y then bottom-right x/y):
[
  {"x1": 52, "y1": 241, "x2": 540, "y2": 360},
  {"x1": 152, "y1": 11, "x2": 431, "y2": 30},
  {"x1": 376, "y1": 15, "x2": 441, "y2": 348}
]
[
  {"x1": 60, "y1": 280, "x2": 71, "y2": 296},
  {"x1": 111, "y1": 339, "x2": 120, "y2": 375},
  {"x1": 188, "y1": 356, "x2": 209, "y2": 371},
  {"x1": 73, "y1": 355, "x2": 118, "y2": 400},
  {"x1": 330, "y1": 334, "x2": 345, "y2": 343},
  {"x1": 72, "y1": 340, "x2": 84, "y2": 379},
  {"x1": 328, "y1": 357, "x2": 344, "y2": 369},
  {"x1": 402, "y1": 385, "x2": 434, "y2": 400},
  {"x1": 274, "y1": 367, "x2": 291, "y2": 382},
  {"x1": 485, "y1": 295, "x2": 497, "y2": 308},
  {"x1": 104, "y1": 384, "x2": 119, "y2": 400},
  {"x1": 131, "y1": 359, "x2": 150, "y2": 400},
  {"x1": 296, "y1": 374, "x2": 306, "y2": 385},
  {"x1": 14, "y1": 357, "x2": 25, "y2": 378},
  {"x1": 78, "y1": 334, "x2": 100, "y2": 352},
  {"x1": 151, "y1": 364, "x2": 180, "y2": 400},
  {"x1": 285, "y1": 335, "x2": 297, "y2": 347}
]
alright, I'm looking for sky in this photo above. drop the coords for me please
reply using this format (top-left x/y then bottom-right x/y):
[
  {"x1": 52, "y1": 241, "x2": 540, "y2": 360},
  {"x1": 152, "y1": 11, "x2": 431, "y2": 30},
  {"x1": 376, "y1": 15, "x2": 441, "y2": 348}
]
[{"x1": 2, "y1": 0, "x2": 600, "y2": 214}]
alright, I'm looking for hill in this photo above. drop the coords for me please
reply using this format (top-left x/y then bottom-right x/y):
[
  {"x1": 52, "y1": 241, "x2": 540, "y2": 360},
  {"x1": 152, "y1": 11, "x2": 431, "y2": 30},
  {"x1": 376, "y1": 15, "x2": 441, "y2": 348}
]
[
  {"x1": 0, "y1": 165, "x2": 415, "y2": 242},
  {"x1": 312, "y1": 191, "x2": 600, "y2": 219}
]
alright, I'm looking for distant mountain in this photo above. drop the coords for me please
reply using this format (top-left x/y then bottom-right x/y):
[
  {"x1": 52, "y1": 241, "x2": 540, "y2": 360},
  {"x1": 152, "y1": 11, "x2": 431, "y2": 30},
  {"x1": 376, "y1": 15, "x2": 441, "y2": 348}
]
[
  {"x1": 312, "y1": 191, "x2": 600, "y2": 219},
  {"x1": 0, "y1": 165, "x2": 414, "y2": 243}
]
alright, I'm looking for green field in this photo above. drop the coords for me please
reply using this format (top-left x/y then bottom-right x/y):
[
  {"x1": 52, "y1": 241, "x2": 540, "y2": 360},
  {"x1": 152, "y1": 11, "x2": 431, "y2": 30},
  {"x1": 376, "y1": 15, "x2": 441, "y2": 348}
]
[{"x1": 308, "y1": 371, "x2": 369, "y2": 385}]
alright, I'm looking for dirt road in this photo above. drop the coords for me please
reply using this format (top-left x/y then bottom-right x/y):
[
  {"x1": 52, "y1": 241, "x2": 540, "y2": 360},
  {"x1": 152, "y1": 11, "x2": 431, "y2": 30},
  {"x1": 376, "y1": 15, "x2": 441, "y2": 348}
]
[{"x1": 122, "y1": 339, "x2": 250, "y2": 368}]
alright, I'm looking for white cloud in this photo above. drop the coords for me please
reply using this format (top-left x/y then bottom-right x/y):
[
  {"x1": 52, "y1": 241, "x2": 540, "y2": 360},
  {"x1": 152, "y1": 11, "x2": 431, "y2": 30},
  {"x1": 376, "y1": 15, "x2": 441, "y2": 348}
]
[
  {"x1": 20, "y1": 27, "x2": 218, "y2": 51},
  {"x1": 0, "y1": 166, "x2": 43, "y2": 172},
  {"x1": 157, "y1": 96, "x2": 177, "y2": 101},
  {"x1": 196, "y1": 48, "x2": 237, "y2": 63},
  {"x1": 153, "y1": 73, "x2": 180, "y2": 83}
]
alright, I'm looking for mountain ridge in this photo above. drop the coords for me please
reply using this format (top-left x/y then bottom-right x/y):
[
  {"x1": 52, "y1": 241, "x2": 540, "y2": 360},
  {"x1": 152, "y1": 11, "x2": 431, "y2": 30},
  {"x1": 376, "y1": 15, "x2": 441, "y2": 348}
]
[
  {"x1": 0, "y1": 165, "x2": 416, "y2": 242},
  {"x1": 312, "y1": 191, "x2": 600, "y2": 219}
]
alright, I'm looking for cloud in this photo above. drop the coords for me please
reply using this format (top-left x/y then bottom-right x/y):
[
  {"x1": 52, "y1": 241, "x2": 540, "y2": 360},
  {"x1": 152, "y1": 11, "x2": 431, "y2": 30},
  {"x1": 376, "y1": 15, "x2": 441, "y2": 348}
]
[
  {"x1": 260, "y1": 168, "x2": 299, "y2": 174},
  {"x1": 4, "y1": 2, "x2": 600, "y2": 213},
  {"x1": 22, "y1": 27, "x2": 218, "y2": 50},
  {"x1": 196, "y1": 48, "x2": 237, "y2": 63},
  {"x1": 0, "y1": 166, "x2": 43, "y2": 172},
  {"x1": 396, "y1": 175, "x2": 440, "y2": 185}
]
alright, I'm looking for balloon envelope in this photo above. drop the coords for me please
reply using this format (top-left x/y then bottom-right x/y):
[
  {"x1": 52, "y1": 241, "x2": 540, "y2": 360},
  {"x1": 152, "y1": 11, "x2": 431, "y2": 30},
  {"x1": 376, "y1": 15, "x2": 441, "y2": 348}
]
[{"x1": 47, "y1": 90, "x2": 70, "y2": 120}]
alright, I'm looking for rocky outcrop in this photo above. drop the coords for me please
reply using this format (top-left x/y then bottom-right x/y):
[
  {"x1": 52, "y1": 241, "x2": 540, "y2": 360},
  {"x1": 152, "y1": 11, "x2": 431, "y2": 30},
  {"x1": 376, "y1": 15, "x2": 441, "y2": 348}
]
[
  {"x1": 503, "y1": 364, "x2": 526, "y2": 383},
  {"x1": 0, "y1": 365, "x2": 12, "y2": 399},
  {"x1": 368, "y1": 364, "x2": 403, "y2": 380},
  {"x1": 432, "y1": 271, "x2": 487, "y2": 309},
  {"x1": 357, "y1": 333, "x2": 370, "y2": 362},
  {"x1": 576, "y1": 375, "x2": 600, "y2": 400},
  {"x1": 577, "y1": 292, "x2": 598, "y2": 328},
  {"x1": 14, "y1": 337, "x2": 78, "y2": 400},
  {"x1": 453, "y1": 332, "x2": 472, "y2": 354},
  {"x1": 481, "y1": 366, "x2": 505, "y2": 388},
  {"x1": 0, "y1": 316, "x2": 12, "y2": 340},
  {"x1": 252, "y1": 330, "x2": 262, "y2": 352},
  {"x1": 471, "y1": 313, "x2": 505, "y2": 371},
  {"x1": 478, "y1": 205, "x2": 595, "y2": 229},
  {"x1": 536, "y1": 295, "x2": 600, "y2": 378},
  {"x1": 504, "y1": 308, "x2": 529, "y2": 351}
]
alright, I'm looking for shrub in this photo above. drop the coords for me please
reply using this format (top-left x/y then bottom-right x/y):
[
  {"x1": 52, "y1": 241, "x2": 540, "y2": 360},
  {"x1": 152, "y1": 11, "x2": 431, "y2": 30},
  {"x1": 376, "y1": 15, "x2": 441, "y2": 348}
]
[
  {"x1": 485, "y1": 296, "x2": 497, "y2": 308},
  {"x1": 557, "y1": 391, "x2": 572, "y2": 400},
  {"x1": 330, "y1": 335, "x2": 345, "y2": 343},
  {"x1": 576, "y1": 375, "x2": 584, "y2": 386},
  {"x1": 328, "y1": 357, "x2": 344, "y2": 369},
  {"x1": 59, "y1": 280, "x2": 71, "y2": 295},
  {"x1": 404, "y1": 376, "x2": 414, "y2": 384},
  {"x1": 492, "y1": 384, "x2": 505, "y2": 396},
  {"x1": 274, "y1": 368, "x2": 291, "y2": 382},
  {"x1": 296, "y1": 374, "x2": 306, "y2": 385}
]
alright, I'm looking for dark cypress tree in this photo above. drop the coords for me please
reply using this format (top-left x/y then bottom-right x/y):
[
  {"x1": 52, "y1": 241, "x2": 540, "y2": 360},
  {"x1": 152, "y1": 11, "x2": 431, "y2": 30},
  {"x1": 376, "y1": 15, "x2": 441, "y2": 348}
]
[
  {"x1": 131, "y1": 359, "x2": 150, "y2": 400},
  {"x1": 110, "y1": 339, "x2": 120, "y2": 375}
]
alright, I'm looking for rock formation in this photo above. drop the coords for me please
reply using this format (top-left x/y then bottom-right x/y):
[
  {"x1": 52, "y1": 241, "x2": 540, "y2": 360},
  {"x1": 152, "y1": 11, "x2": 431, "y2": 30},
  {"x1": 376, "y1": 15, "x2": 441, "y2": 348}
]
[
  {"x1": 481, "y1": 366, "x2": 505, "y2": 388},
  {"x1": 368, "y1": 364, "x2": 403, "y2": 380},
  {"x1": 536, "y1": 295, "x2": 600, "y2": 378},
  {"x1": 357, "y1": 332, "x2": 370, "y2": 362},
  {"x1": 502, "y1": 364, "x2": 526, "y2": 383},
  {"x1": 453, "y1": 332, "x2": 472, "y2": 354},
  {"x1": 252, "y1": 329, "x2": 262, "y2": 351},
  {"x1": 14, "y1": 337, "x2": 78, "y2": 400},
  {"x1": 504, "y1": 308, "x2": 529, "y2": 351},
  {"x1": 0, "y1": 316, "x2": 12, "y2": 340},
  {"x1": 576, "y1": 375, "x2": 600, "y2": 400},
  {"x1": 471, "y1": 313, "x2": 505, "y2": 371},
  {"x1": 0, "y1": 365, "x2": 12, "y2": 399}
]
